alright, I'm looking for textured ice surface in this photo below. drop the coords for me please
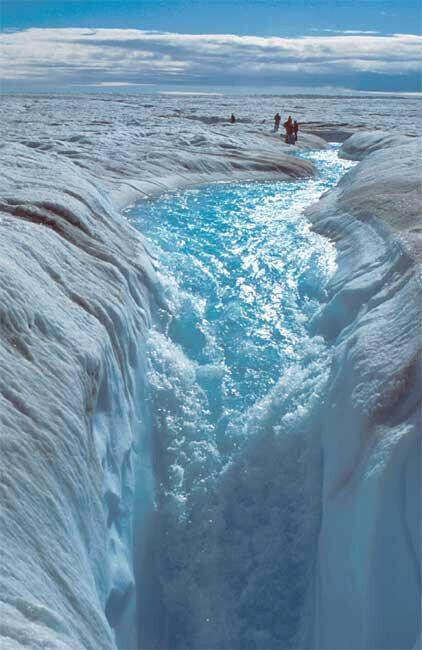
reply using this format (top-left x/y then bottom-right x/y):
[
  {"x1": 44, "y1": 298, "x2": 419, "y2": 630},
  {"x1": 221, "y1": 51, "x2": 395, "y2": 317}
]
[
  {"x1": 340, "y1": 130, "x2": 416, "y2": 160},
  {"x1": 308, "y1": 133, "x2": 421, "y2": 649},
  {"x1": 0, "y1": 145, "x2": 160, "y2": 650},
  {"x1": 0, "y1": 94, "x2": 420, "y2": 649}
]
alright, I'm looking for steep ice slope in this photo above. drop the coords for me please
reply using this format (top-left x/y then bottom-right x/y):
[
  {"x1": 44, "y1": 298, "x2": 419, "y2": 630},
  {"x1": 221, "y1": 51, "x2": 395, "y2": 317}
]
[
  {"x1": 307, "y1": 133, "x2": 421, "y2": 649},
  {"x1": 0, "y1": 144, "x2": 161, "y2": 650},
  {"x1": 0, "y1": 108, "x2": 319, "y2": 650}
]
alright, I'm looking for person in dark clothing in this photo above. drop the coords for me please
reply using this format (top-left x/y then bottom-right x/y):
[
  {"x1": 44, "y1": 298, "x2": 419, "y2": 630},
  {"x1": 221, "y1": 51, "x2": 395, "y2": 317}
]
[
  {"x1": 274, "y1": 112, "x2": 281, "y2": 132},
  {"x1": 294, "y1": 120, "x2": 299, "y2": 141},
  {"x1": 230, "y1": 113, "x2": 236, "y2": 124}
]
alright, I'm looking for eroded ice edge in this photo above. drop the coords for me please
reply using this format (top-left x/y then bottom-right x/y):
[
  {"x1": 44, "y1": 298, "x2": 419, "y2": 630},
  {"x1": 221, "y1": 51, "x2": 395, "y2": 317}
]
[{"x1": 0, "y1": 95, "x2": 421, "y2": 650}]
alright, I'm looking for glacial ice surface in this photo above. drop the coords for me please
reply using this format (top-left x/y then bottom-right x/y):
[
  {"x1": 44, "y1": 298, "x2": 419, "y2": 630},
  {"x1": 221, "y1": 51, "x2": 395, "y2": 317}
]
[
  {"x1": 0, "y1": 95, "x2": 420, "y2": 649},
  {"x1": 308, "y1": 132, "x2": 421, "y2": 649}
]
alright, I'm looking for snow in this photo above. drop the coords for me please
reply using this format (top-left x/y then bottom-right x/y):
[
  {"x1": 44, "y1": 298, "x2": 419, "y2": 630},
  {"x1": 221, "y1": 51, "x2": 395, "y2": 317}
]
[{"x1": 0, "y1": 94, "x2": 420, "y2": 649}]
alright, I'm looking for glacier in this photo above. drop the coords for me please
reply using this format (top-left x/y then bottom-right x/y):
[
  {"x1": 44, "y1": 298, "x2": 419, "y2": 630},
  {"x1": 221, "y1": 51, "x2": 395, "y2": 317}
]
[
  {"x1": 308, "y1": 131, "x2": 421, "y2": 650},
  {"x1": 0, "y1": 95, "x2": 420, "y2": 650}
]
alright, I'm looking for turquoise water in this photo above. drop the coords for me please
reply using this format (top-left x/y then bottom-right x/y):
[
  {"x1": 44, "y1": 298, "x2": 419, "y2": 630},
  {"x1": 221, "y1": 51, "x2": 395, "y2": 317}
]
[
  {"x1": 127, "y1": 145, "x2": 355, "y2": 649},
  {"x1": 128, "y1": 146, "x2": 352, "y2": 437}
]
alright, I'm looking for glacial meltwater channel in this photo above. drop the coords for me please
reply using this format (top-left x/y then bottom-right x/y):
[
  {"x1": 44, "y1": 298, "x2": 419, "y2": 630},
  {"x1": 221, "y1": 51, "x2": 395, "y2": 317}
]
[{"x1": 126, "y1": 146, "x2": 355, "y2": 649}]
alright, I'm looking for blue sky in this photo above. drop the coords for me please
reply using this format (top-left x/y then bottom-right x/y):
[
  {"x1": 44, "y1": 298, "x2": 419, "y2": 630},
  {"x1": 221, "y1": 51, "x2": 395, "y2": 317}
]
[
  {"x1": 2, "y1": 0, "x2": 421, "y2": 93},
  {"x1": 3, "y1": 0, "x2": 421, "y2": 36}
]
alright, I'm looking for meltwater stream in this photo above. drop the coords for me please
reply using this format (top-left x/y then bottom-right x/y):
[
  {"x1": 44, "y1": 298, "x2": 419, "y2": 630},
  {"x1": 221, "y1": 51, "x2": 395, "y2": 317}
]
[{"x1": 127, "y1": 146, "x2": 354, "y2": 649}]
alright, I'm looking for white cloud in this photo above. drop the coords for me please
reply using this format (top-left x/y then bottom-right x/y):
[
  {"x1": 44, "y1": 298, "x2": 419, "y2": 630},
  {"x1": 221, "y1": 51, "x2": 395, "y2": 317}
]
[
  {"x1": 90, "y1": 82, "x2": 153, "y2": 87},
  {"x1": 312, "y1": 29, "x2": 381, "y2": 35},
  {"x1": 1, "y1": 28, "x2": 421, "y2": 89}
]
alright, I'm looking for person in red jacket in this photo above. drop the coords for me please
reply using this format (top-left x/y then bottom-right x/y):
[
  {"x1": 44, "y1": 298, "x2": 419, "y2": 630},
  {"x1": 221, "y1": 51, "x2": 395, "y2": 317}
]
[{"x1": 283, "y1": 115, "x2": 295, "y2": 144}]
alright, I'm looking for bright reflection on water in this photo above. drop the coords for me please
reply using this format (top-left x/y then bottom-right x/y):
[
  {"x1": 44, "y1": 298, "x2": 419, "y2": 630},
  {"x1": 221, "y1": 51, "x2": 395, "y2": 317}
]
[
  {"x1": 127, "y1": 145, "x2": 355, "y2": 650},
  {"x1": 128, "y1": 146, "x2": 352, "y2": 428}
]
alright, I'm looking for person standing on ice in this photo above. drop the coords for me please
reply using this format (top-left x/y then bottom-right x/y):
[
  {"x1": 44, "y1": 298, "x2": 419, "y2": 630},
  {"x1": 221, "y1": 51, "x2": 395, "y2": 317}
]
[
  {"x1": 294, "y1": 120, "x2": 299, "y2": 141},
  {"x1": 283, "y1": 115, "x2": 295, "y2": 144},
  {"x1": 230, "y1": 113, "x2": 236, "y2": 123},
  {"x1": 274, "y1": 112, "x2": 281, "y2": 131}
]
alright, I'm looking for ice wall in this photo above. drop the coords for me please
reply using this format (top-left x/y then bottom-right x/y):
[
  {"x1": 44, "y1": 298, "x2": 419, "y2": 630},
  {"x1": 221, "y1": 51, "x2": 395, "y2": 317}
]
[
  {"x1": 307, "y1": 133, "x2": 421, "y2": 649},
  {"x1": 0, "y1": 143, "x2": 162, "y2": 649},
  {"x1": 0, "y1": 108, "x2": 319, "y2": 650}
]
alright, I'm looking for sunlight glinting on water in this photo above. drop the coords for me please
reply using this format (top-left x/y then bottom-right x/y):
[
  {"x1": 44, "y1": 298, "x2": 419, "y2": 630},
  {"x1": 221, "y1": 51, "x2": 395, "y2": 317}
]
[
  {"x1": 129, "y1": 145, "x2": 356, "y2": 649},
  {"x1": 128, "y1": 145, "x2": 354, "y2": 422}
]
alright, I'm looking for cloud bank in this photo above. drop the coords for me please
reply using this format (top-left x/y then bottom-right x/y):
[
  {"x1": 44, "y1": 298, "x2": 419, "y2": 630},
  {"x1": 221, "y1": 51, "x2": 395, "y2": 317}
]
[{"x1": 1, "y1": 28, "x2": 421, "y2": 91}]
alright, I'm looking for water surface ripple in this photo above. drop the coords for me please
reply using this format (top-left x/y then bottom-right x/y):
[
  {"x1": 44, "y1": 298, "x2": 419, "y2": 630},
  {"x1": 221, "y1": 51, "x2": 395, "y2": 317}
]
[
  {"x1": 128, "y1": 145, "x2": 355, "y2": 649},
  {"x1": 128, "y1": 146, "x2": 352, "y2": 428}
]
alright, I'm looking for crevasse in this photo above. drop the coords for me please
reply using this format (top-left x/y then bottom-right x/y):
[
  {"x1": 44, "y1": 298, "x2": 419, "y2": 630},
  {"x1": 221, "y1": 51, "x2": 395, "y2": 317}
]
[
  {"x1": 0, "y1": 123, "x2": 420, "y2": 650},
  {"x1": 0, "y1": 126, "x2": 324, "y2": 650},
  {"x1": 127, "y1": 146, "x2": 354, "y2": 649}
]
